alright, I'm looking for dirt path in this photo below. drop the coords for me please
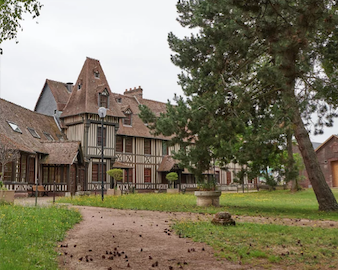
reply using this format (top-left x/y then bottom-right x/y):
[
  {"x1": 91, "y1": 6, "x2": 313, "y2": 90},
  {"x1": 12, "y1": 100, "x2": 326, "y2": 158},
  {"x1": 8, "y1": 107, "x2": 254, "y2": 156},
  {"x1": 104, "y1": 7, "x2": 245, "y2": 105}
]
[{"x1": 57, "y1": 207, "x2": 252, "y2": 270}]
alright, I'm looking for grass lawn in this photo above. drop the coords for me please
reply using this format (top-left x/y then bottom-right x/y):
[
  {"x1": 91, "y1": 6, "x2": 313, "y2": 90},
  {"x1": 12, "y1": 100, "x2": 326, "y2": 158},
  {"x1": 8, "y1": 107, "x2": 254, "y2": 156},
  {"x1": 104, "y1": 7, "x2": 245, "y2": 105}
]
[
  {"x1": 57, "y1": 189, "x2": 338, "y2": 269},
  {"x1": 0, "y1": 204, "x2": 81, "y2": 270},
  {"x1": 58, "y1": 188, "x2": 338, "y2": 220}
]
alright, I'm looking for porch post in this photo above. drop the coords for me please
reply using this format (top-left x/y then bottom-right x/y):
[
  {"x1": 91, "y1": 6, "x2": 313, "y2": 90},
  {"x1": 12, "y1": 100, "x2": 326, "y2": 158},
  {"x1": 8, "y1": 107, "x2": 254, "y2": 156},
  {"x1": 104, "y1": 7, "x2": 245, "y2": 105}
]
[
  {"x1": 67, "y1": 164, "x2": 71, "y2": 193},
  {"x1": 34, "y1": 155, "x2": 38, "y2": 206}
]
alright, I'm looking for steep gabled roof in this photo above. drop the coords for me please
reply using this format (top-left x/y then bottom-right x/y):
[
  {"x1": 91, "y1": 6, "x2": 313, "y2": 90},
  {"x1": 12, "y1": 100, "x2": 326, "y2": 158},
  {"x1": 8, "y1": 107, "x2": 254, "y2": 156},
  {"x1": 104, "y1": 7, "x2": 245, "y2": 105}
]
[
  {"x1": 61, "y1": 57, "x2": 124, "y2": 118},
  {"x1": 0, "y1": 99, "x2": 66, "y2": 154},
  {"x1": 34, "y1": 79, "x2": 71, "y2": 112}
]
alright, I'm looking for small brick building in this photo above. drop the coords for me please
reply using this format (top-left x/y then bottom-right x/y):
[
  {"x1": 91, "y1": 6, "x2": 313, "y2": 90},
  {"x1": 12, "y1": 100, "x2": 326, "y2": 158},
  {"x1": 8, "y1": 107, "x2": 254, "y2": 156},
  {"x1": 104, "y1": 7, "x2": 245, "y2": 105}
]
[{"x1": 294, "y1": 135, "x2": 338, "y2": 188}]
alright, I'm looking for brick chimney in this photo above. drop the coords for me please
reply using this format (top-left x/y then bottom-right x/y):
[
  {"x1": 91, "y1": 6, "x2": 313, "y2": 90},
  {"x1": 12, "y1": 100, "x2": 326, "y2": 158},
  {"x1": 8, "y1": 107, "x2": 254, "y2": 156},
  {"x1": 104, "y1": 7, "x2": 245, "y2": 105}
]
[{"x1": 124, "y1": 86, "x2": 143, "y2": 100}]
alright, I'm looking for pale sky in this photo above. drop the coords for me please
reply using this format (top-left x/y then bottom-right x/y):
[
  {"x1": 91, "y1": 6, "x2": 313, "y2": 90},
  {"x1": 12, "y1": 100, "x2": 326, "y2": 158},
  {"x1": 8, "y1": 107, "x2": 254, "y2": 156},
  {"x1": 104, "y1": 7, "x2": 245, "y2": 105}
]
[{"x1": 0, "y1": 0, "x2": 336, "y2": 143}]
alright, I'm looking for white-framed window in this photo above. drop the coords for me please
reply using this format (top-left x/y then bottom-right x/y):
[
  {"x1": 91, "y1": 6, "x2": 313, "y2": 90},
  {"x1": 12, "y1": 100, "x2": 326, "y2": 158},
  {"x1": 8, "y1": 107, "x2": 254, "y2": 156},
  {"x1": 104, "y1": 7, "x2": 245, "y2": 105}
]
[{"x1": 7, "y1": 121, "x2": 22, "y2": 133}]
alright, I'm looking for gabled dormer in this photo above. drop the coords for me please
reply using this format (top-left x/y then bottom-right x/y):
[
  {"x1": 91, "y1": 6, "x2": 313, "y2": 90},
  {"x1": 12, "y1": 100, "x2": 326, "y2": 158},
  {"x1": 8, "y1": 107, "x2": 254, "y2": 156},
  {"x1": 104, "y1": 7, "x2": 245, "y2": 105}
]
[
  {"x1": 123, "y1": 108, "x2": 132, "y2": 126},
  {"x1": 99, "y1": 88, "x2": 109, "y2": 108}
]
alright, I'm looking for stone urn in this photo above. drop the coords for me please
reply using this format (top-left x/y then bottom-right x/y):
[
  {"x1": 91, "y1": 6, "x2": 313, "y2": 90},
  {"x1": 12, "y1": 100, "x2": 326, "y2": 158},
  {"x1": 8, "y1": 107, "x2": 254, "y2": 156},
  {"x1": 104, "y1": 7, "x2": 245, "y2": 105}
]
[
  {"x1": 194, "y1": 190, "x2": 221, "y2": 207},
  {"x1": 0, "y1": 190, "x2": 15, "y2": 203}
]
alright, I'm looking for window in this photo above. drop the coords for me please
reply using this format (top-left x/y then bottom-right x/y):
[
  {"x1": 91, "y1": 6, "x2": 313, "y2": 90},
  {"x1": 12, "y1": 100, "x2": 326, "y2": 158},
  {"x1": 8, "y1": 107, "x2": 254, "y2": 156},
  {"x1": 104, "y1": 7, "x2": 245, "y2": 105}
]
[
  {"x1": 116, "y1": 98, "x2": 122, "y2": 103},
  {"x1": 97, "y1": 126, "x2": 107, "y2": 147},
  {"x1": 144, "y1": 138, "x2": 151, "y2": 155},
  {"x1": 123, "y1": 113, "x2": 132, "y2": 126},
  {"x1": 92, "y1": 163, "x2": 106, "y2": 182},
  {"x1": 27, "y1": 128, "x2": 40, "y2": 138},
  {"x1": 125, "y1": 137, "x2": 133, "y2": 153},
  {"x1": 43, "y1": 132, "x2": 54, "y2": 141},
  {"x1": 7, "y1": 121, "x2": 22, "y2": 133},
  {"x1": 99, "y1": 90, "x2": 109, "y2": 108},
  {"x1": 94, "y1": 70, "x2": 100, "y2": 78},
  {"x1": 162, "y1": 141, "x2": 168, "y2": 156},
  {"x1": 144, "y1": 168, "x2": 151, "y2": 183},
  {"x1": 123, "y1": 109, "x2": 132, "y2": 126},
  {"x1": 100, "y1": 95, "x2": 108, "y2": 108},
  {"x1": 78, "y1": 79, "x2": 83, "y2": 90},
  {"x1": 116, "y1": 136, "x2": 123, "y2": 152},
  {"x1": 124, "y1": 169, "x2": 133, "y2": 183}
]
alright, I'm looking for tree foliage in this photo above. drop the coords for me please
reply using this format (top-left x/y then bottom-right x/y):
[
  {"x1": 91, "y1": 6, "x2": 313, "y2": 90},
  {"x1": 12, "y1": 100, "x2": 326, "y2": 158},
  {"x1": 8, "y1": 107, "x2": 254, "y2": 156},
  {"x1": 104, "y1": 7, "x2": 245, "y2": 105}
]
[
  {"x1": 0, "y1": 0, "x2": 42, "y2": 44},
  {"x1": 107, "y1": 168, "x2": 123, "y2": 189},
  {"x1": 166, "y1": 172, "x2": 178, "y2": 188},
  {"x1": 140, "y1": 0, "x2": 338, "y2": 210}
]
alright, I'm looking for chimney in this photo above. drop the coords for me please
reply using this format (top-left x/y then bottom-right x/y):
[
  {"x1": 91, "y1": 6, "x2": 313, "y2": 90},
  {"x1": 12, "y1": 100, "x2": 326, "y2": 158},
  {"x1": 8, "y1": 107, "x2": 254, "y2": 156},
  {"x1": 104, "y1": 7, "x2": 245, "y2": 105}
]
[
  {"x1": 66, "y1": 82, "x2": 73, "y2": 93},
  {"x1": 123, "y1": 86, "x2": 143, "y2": 99}
]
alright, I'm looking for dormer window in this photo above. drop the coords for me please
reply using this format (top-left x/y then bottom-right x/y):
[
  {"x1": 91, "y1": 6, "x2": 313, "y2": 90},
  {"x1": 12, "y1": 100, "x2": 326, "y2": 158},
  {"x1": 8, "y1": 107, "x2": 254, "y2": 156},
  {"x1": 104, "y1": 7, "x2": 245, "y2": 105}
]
[
  {"x1": 94, "y1": 70, "x2": 100, "y2": 78},
  {"x1": 27, "y1": 127, "x2": 40, "y2": 138},
  {"x1": 43, "y1": 132, "x2": 54, "y2": 141},
  {"x1": 99, "y1": 88, "x2": 109, "y2": 108},
  {"x1": 123, "y1": 109, "x2": 132, "y2": 126},
  {"x1": 78, "y1": 79, "x2": 83, "y2": 90},
  {"x1": 7, "y1": 121, "x2": 22, "y2": 133}
]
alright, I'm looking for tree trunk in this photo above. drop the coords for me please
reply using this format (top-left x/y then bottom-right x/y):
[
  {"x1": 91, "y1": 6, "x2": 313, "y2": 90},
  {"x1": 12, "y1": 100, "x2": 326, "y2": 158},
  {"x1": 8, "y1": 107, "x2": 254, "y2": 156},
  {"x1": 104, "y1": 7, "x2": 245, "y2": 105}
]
[
  {"x1": 292, "y1": 106, "x2": 338, "y2": 211},
  {"x1": 286, "y1": 130, "x2": 299, "y2": 192},
  {"x1": 0, "y1": 163, "x2": 4, "y2": 182}
]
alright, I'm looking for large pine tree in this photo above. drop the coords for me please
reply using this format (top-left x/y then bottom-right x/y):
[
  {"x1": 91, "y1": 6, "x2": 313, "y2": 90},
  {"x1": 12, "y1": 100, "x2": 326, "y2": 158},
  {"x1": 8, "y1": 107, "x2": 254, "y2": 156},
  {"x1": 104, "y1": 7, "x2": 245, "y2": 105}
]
[{"x1": 141, "y1": 0, "x2": 338, "y2": 210}]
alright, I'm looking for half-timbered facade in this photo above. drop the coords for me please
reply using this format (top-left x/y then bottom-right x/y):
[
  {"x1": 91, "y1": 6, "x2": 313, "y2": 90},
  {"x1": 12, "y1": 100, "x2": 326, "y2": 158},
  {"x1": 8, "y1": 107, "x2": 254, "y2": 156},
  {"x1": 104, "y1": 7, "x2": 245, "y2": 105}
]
[
  {"x1": 0, "y1": 99, "x2": 84, "y2": 194},
  {"x1": 32, "y1": 57, "x2": 247, "y2": 192}
]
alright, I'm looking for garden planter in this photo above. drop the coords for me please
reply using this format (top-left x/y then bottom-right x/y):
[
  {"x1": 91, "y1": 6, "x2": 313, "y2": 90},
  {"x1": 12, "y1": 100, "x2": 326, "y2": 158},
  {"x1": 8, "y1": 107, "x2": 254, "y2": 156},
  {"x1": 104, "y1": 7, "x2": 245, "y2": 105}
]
[
  {"x1": 194, "y1": 190, "x2": 221, "y2": 207},
  {"x1": 0, "y1": 190, "x2": 15, "y2": 203},
  {"x1": 107, "y1": 189, "x2": 115, "y2": 196},
  {"x1": 114, "y1": 189, "x2": 122, "y2": 196},
  {"x1": 167, "y1": 188, "x2": 179, "y2": 194}
]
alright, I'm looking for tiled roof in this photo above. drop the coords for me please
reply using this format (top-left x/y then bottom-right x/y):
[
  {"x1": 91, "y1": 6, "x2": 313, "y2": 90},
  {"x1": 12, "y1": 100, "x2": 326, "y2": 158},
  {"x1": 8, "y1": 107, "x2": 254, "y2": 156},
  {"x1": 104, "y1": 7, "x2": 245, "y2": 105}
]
[
  {"x1": 0, "y1": 99, "x2": 66, "y2": 154},
  {"x1": 47, "y1": 79, "x2": 71, "y2": 111},
  {"x1": 112, "y1": 161, "x2": 133, "y2": 169},
  {"x1": 158, "y1": 155, "x2": 176, "y2": 172},
  {"x1": 61, "y1": 57, "x2": 125, "y2": 118},
  {"x1": 34, "y1": 79, "x2": 71, "y2": 112},
  {"x1": 114, "y1": 92, "x2": 169, "y2": 140},
  {"x1": 40, "y1": 141, "x2": 82, "y2": 165},
  {"x1": 0, "y1": 134, "x2": 35, "y2": 154}
]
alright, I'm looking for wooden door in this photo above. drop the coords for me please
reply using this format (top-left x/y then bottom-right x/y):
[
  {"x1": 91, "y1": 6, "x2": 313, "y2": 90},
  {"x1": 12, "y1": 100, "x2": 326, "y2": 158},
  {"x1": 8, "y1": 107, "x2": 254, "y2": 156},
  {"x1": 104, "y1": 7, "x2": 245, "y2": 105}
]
[
  {"x1": 332, "y1": 161, "x2": 338, "y2": 187},
  {"x1": 226, "y1": 171, "x2": 232, "y2": 185}
]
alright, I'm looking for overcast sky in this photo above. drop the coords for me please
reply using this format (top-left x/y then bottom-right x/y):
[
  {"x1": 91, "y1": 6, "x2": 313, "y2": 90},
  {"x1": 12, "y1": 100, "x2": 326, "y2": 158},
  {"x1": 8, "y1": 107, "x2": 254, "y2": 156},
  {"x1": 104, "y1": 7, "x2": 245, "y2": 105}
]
[{"x1": 0, "y1": 0, "x2": 336, "y2": 143}]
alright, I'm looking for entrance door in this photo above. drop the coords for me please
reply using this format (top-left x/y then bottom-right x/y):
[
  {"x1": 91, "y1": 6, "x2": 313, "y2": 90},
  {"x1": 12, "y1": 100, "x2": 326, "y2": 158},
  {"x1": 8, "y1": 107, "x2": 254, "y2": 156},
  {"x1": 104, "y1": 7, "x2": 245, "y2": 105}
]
[
  {"x1": 331, "y1": 161, "x2": 338, "y2": 187},
  {"x1": 226, "y1": 171, "x2": 232, "y2": 185}
]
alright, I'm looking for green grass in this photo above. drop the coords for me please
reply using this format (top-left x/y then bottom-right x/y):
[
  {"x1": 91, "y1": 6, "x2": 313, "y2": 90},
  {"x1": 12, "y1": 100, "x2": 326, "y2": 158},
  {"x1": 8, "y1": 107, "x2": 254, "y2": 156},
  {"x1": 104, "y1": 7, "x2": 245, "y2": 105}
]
[
  {"x1": 57, "y1": 189, "x2": 338, "y2": 220},
  {"x1": 173, "y1": 220, "x2": 338, "y2": 269},
  {"x1": 0, "y1": 204, "x2": 81, "y2": 270},
  {"x1": 55, "y1": 189, "x2": 338, "y2": 269}
]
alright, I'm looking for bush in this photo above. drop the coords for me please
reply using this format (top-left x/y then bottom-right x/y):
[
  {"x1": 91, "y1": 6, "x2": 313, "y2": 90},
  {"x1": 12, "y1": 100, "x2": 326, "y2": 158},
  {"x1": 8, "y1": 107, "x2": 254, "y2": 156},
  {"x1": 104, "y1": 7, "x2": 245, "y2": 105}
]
[
  {"x1": 166, "y1": 172, "x2": 178, "y2": 188},
  {"x1": 107, "y1": 169, "x2": 123, "y2": 189}
]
